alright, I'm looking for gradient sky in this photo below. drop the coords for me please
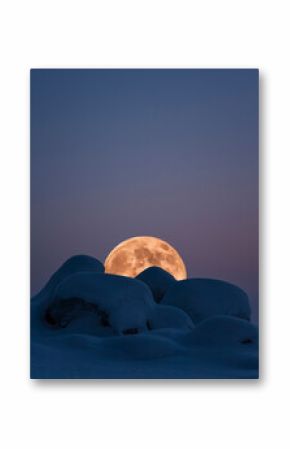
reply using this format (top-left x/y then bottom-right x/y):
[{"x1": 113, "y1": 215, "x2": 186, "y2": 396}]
[{"x1": 31, "y1": 69, "x2": 259, "y2": 321}]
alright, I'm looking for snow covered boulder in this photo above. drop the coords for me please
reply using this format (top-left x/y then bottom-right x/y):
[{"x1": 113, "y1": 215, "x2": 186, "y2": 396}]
[
  {"x1": 136, "y1": 266, "x2": 176, "y2": 303},
  {"x1": 32, "y1": 255, "x2": 105, "y2": 304},
  {"x1": 31, "y1": 255, "x2": 105, "y2": 332},
  {"x1": 48, "y1": 273, "x2": 155, "y2": 335},
  {"x1": 162, "y1": 278, "x2": 251, "y2": 324},
  {"x1": 148, "y1": 304, "x2": 194, "y2": 331},
  {"x1": 42, "y1": 255, "x2": 104, "y2": 294}
]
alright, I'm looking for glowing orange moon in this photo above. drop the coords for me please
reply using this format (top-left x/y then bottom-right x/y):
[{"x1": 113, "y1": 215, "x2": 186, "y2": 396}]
[{"x1": 104, "y1": 236, "x2": 187, "y2": 280}]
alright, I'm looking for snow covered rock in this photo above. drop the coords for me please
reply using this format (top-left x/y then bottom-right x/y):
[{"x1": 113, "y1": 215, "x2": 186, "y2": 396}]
[
  {"x1": 48, "y1": 272, "x2": 155, "y2": 335},
  {"x1": 32, "y1": 255, "x2": 105, "y2": 300},
  {"x1": 148, "y1": 304, "x2": 194, "y2": 331},
  {"x1": 31, "y1": 255, "x2": 106, "y2": 333},
  {"x1": 43, "y1": 255, "x2": 104, "y2": 293},
  {"x1": 136, "y1": 266, "x2": 176, "y2": 303},
  {"x1": 162, "y1": 278, "x2": 251, "y2": 323}
]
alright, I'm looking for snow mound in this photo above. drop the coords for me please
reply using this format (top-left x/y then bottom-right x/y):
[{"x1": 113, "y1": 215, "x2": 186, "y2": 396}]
[
  {"x1": 47, "y1": 272, "x2": 155, "y2": 335},
  {"x1": 34, "y1": 255, "x2": 104, "y2": 298},
  {"x1": 148, "y1": 304, "x2": 194, "y2": 331},
  {"x1": 136, "y1": 266, "x2": 176, "y2": 303},
  {"x1": 162, "y1": 278, "x2": 251, "y2": 323},
  {"x1": 184, "y1": 316, "x2": 258, "y2": 346}
]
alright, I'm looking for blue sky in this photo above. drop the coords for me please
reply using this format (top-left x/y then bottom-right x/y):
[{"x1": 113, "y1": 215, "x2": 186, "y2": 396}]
[{"x1": 31, "y1": 69, "x2": 258, "y2": 320}]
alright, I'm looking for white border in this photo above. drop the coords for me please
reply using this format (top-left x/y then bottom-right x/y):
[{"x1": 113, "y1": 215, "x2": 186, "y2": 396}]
[{"x1": 0, "y1": 1, "x2": 289, "y2": 448}]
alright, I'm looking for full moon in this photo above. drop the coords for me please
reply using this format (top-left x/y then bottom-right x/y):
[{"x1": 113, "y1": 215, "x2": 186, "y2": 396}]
[{"x1": 104, "y1": 236, "x2": 187, "y2": 280}]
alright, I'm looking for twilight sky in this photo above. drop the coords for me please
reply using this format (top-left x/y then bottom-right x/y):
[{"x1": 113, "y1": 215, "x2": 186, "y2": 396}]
[{"x1": 31, "y1": 69, "x2": 258, "y2": 320}]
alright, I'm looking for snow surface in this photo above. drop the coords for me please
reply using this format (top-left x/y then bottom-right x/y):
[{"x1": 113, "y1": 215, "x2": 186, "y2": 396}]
[
  {"x1": 34, "y1": 255, "x2": 104, "y2": 298},
  {"x1": 31, "y1": 258, "x2": 258, "y2": 379},
  {"x1": 136, "y1": 266, "x2": 176, "y2": 302},
  {"x1": 149, "y1": 305, "x2": 194, "y2": 331},
  {"x1": 162, "y1": 278, "x2": 251, "y2": 323}
]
